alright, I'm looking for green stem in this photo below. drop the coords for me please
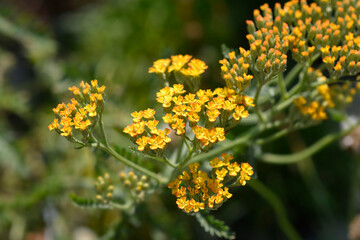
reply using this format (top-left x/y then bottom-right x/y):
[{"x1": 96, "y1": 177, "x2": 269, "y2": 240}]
[
  {"x1": 188, "y1": 126, "x2": 260, "y2": 165},
  {"x1": 95, "y1": 142, "x2": 166, "y2": 184},
  {"x1": 187, "y1": 120, "x2": 285, "y2": 165},
  {"x1": 277, "y1": 73, "x2": 288, "y2": 99},
  {"x1": 260, "y1": 122, "x2": 360, "y2": 164},
  {"x1": 254, "y1": 83, "x2": 266, "y2": 123},
  {"x1": 110, "y1": 200, "x2": 134, "y2": 210},
  {"x1": 248, "y1": 179, "x2": 302, "y2": 240},
  {"x1": 176, "y1": 138, "x2": 184, "y2": 163},
  {"x1": 271, "y1": 95, "x2": 297, "y2": 114},
  {"x1": 256, "y1": 127, "x2": 291, "y2": 145},
  {"x1": 283, "y1": 63, "x2": 303, "y2": 89},
  {"x1": 144, "y1": 153, "x2": 177, "y2": 168},
  {"x1": 99, "y1": 109, "x2": 109, "y2": 147}
]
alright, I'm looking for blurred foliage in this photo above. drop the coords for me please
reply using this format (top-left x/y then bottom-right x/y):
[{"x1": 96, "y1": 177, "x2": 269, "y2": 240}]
[{"x1": 0, "y1": 0, "x2": 359, "y2": 239}]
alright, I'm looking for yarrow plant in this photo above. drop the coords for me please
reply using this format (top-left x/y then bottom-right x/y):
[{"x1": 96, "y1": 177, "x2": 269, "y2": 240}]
[{"x1": 49, "y1": 0, "x2": 360, "y2": 239}]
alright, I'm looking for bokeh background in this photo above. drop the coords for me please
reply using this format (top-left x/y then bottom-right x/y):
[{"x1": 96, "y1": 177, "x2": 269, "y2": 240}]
[{"x1": 0, "y1": 0, "x2": 359, "y2": 239}]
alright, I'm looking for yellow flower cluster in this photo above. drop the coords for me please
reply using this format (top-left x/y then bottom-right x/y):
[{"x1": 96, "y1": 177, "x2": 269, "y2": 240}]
[
  {"x1": 149, "y1": 54, "x2": 208, "y2": 91},
  {"x1": 157, "y1": 84, "x2": 252, "y2": 149},
  {"x1": 168, "y1": 154, "x2": 253, "y2": 213},
  {"x1": 49, "y1": 80, "x2": 105, "y2": 138},
  {"x1": 123, "y1": 108, "x2": 172, "y2": 153},
  {"x1": 321, "y1": 32, "x2": 360, "y2": 79},
  {"x1": 239, "y1": 0, "x2": 360, "y2": 85},
  {"x1": 149, "y1": 54, "x2": 208, "y2": 77},
  {"x1": 294, "y1": 68, "x2": 358, "y2": 121},
  {"x1": 124, "y1": 83, "x2": 253, "y2": 152},
  {"x1": 294, "y1": 96, "x2": 327, "y2": 120}
]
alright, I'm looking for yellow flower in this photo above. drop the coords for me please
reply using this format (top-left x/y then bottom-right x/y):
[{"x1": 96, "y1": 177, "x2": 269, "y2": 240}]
[
  {"x1": 149, "y1": 58, "x2": 171, "y2": 74},
  {"x1": 136, "y1": 136, "x2": 150, "y2": 151},
  {"x1": 48, "y1": 119, "x2": 60, "y2": 131},
  {"x1": 168, "y1": 55, "x2": 192, "y2": 72}
]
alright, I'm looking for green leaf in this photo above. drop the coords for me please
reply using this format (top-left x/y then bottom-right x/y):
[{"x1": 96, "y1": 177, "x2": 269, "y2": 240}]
[
  {"x1": 221, "y1": 44, "x2": 233, "y2": 58},
  {"x1": 70, "y1": 193, "x2": 113, "y2": 209},
  {"x1": 195, "y1": 212, "x2": 235, "y2": 240},
  {"x1": 327, "y1": 108, "x2": 347, "y2": 122}
]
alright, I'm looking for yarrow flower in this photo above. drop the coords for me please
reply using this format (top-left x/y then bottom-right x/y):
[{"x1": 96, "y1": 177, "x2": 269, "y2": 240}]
[
  {"x1": 124, "y1": 74, "x2": 253, "y2": 153},
  {"x1": 149, "y1": 54, "x2": 208, "y2": 91},
  {"x1": 49, "y1": 80, "x2": 105, "y2": 141},
  {"x1": 168, "y1": 154, "x2": 253, "y2": 213}
]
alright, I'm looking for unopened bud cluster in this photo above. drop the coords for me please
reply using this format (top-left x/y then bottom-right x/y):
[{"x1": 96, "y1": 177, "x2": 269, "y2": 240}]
[
  {"x1": 119, "y1": 171, "x2": 149, "y2": 202},
  {"x1": 95, "y1": 173, "x2": 114, "y2": 204}
]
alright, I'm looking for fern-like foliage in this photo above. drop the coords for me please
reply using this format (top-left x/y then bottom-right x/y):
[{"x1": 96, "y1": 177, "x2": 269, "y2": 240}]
[
  {"x1": 70, "y1": 193, "x2": 113, "y2": 209},
  {"x1": 195, "y1": 213, "x2": 235, "y2": 240}
]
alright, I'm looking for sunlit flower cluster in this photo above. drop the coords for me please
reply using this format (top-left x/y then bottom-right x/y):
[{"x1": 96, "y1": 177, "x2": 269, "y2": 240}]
[
  {"x1": 49, "y1": 80, "x2": 105, "y2": 139},
  {"x1": 168, "y1": 154, "x2": 253, "y2": 213},
  {"x1": 242, "y1": 0, "x2": 360, "y2": 121},
  {"x1": 123, "y1": 108, "x2": 172, "y2": 153},
  {"x1": 149, "y1": 54, "x2": 208, "y2": 91},
  {"x1": 158, "y1": 84, "x2": 252, "y2": 150},
  {"x1": 321, "y1": 32, "x2": 360, "y2": 79},
  {"x1": 124, "y1": 82, "x2": 253, "y2": 152}
]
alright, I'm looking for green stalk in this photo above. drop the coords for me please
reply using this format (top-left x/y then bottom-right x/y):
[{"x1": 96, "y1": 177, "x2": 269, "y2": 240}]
[
  {"x1": 248, "y1": 179, "x2": 302, "y2": 240},
  {"x1": 283, "y1": 63, "x2": 303, "y2": 89},
  {"x1": 96, "y1": 143, "x2": 166, "y2": 184},
  {"x1": 254, "y1": 83, "x2": 266, "y2": 123},
  {"x1": 260, "y1": 122, "x2": 360, "y2": 164},
  {"x1": 277, "y1": 73, "x2": 288, "y2": 99},
  {"x1": 187, "y1": 126, "x2": 260, "y2": 165},
  {"x1": 255, "y1": 128, "x2": 291, "y2": 145},
  {"x1": 99, "y1": 109, "x2": 109, "y2": 147}
]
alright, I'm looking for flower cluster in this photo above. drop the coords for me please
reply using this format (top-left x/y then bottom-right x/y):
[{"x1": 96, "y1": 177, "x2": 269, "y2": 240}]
[
  {"x1": 123, "y1": 108, "x2": 172, "y2": 153},
  {"x1": 158, "y1": 84, "x2": 253, "y2": 150},
  {"x1": 168, "y1": 154, "x2": 253, "y2": 213},
  {"x1": 124, "y1": 81, "x2": 253, "y2": 153},
  {"x1": 95, "y1": 173, "x2": 114, "y2": 204},
  {"x1": 48, "y1": 80, "x2": 105, "y2": 141},
  {"x1": 149, "y1": 54, "x2": 208, "y2": 91},
  {"x1": 294, "y1": 68, "x2": 358, "y2": 121},
  {"x1": 119, "y1": 171, "x2": 150, "y2": 203},
  {"x1": 321, "y1": 32, "x2": 360, "y2": 79},
  {"x1": 241, "y1": 0, "x2": 359, "y2": 83}
]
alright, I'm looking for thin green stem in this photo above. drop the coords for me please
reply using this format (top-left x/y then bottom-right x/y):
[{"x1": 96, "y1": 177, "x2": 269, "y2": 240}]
[
  {"x1": 187, "y1": 120, "x2": 285, "y2": 165},
  {"x1": 95, "y1": 142, "x2": 166, "y2": 184},
  {"x1": 283, "y1": 63, "x2": 303, "y2": 89},
  {"x1": 188, "y1": 126, "x2": 260, "y2": 165},
  {"x1": 256, "y1": 128, "x2": 291, "y2": 145},
  {"x1": 110, "y1": 200, "x2": 134, "y2": 210},
  {"x1": 176, "y1": 138, "x2": 184, "y2": 163},
  {"x1": 277, "y1": 73, "x2": 288, "y2": 99},
  {"x1": 248, "y1": 179, "x2": 302, "y2": 240},
  {"x1": 180, "y1": 144, "x2": 196, "y2": 167},
  {"x1": 254, "y1": 83, "x2": 266, "y2": 123},
  {"x1": 144, "y1": 153, "x2": 177, "y2": 168},
  {"x1": 260, "y1": 122, "x2": 360, "y2": 164},
  {"x1": 99, "y1": 109, "x2": 109, "y2": 147}
]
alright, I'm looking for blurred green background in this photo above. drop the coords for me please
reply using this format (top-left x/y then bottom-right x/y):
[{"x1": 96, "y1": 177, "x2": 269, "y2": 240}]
[{"x1": 0, "y1": 0, "x2": 359, "y2": 239}]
